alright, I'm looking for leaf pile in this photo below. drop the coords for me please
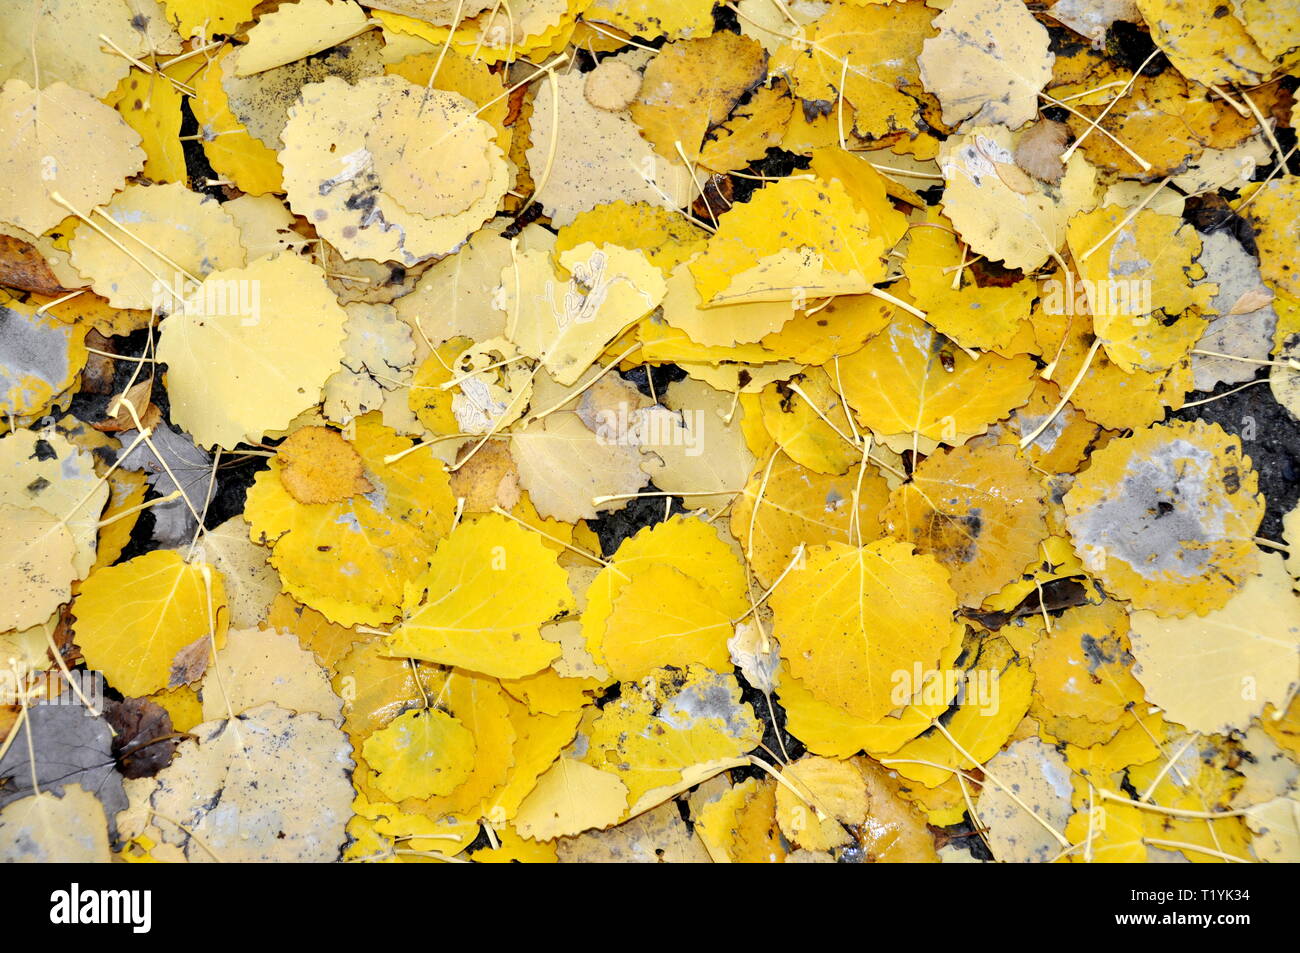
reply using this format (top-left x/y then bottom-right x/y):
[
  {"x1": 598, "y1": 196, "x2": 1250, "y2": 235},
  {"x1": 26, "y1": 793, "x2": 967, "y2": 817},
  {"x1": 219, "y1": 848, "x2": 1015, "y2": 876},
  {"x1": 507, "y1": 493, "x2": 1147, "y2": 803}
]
[{"x1": 1, "y1": 0, "x2": 1298, "y2": 864}]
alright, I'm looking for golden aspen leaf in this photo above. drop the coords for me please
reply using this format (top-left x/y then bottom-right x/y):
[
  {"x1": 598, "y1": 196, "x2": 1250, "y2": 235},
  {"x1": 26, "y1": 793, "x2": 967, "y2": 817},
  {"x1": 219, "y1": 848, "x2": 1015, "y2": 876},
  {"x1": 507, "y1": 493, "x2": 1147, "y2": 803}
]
[
  {"x1": 281, "y1": 75, "x2": 507, "y2": 264},
  {"x1": 918, "y1": 0, "x2": 1053, "y2": 129},
  {"x1": 776, "y1": 624, "x2": 965, "y2": 760},
  {"x1": 1064, "y1": 798, "x2": 1147, "y2": 862},
  {"x1": 888, "y1": 636, "x2": 1033, "y2": 787},
  {"x1": 245, "y1": 415, "x2": 456, "y2": 627},
  {"x1": 808, "y1": 149, "x2": 909, "y2": 252},
  {"x1": 731, "y1": 453, "x2": 890, "y2": 588},
  {"x1": 0, "y1": 786, "x2": 111, "y2": 863},
  {"x1": 1063, "y1": 419, "x2": 1263, "y2": 616},
  {"x1": 939, "y1": 124, "x2": 1098, "y2": 272},
  {"x1": 0, "y1": 300, "x2": 89, "y2": 421},
  {"x1": 629, "y1": 32, "x2": 767, "y2": 165},
  {"x1": 599, "y1": 564, "x2": 734, "y2": 682},
  {"x1": 0, "y1": 504, "x2": 76, "y2": 631},
  {"x1": 0, "y1": 80, "x2": 144, "y2": 236},
  {"x1": 838, "y1": 310, "x2": 1037, "y2": 444},
  {"x1": 1, "y1": 430, "x2": 107, "y2": 579},
  {"x1": 202, "y1": 626, "x2": 343, "y2": 724},
  {"x1": 105, "y1": 69, "x2": 187, "y2": 184},
  {"x1": 1065, "y1": 206, "x2": 1214, "y2": 372},
  {"x1": 585, "y1": 0, "x2": 714, "y2": 39},
  {"x1": 777, "y1": 1, "x2": 934, "y2": 139},
  {"x1": 690, "y1": 177, "x2": 887, "y2": 306},
  {"x1": 582, "y1": 516, "x2": 749, "y2": 665},
  {"x1": 387, "y1": 513, "x2": 572, "y2": 678},
  {"x1": 277, "y1": 426, "x2": 373, "y2": 504},
  {"x1": 554, "y1": 202, "x2": 708, "y2": 277},
  {"x1": 661, "y1": 258, "x2": 797, "y2": 346},
  {"x1": 1133, "y1": 0, "x2": 1272, "y2": 87},
  {"x1": 758, "y1": 293, "x2": 894, "y2": 365},
  {"x1": 375, "y1": 0, "x2": 579, "y2": 63},
  {"x1": 190, "y1": 516, "x2": 279, "y2": 631},
  {"x1": 881, "y1": 441, "x2": 1049, "y2": 608},
  {"x1": 582, "y1": 665, "x2": 763, "y2": 806},
  {"x1": 556, "y1": 800, "x2": 711, "y2": 862},
  {"x1": 525, "y1": 56, "x2": 699, "y2": 228},
  {"x1": 1129, "y1": 553, "x2": 1299, "y2": 734},
  {"x1": 770, "y1": 538, "x2": 957, "y2": 721},
  {"x1": 1242, "y1": 178, "x2": 1300, "y2": 299},
  {"x1": 237, "y1": 0, "x2": 371, "y2": 76},
  {"x1": 503, "y1": 242, "x2": 666, "y2": 385},
  {"x1": 149, "y1": 704, "x2": 354, "y2": 862},
  {"x1": 73, "y1": 550, "x2": 228, "y2": 697},
  {"x1": 1246, "y1": 795, "x2": 1300, "y2": 862},
  {"x1": 695, "y1": 777, "x2": 785, "y2": 863},
  {"x1": 189, "y1": 46, "x2": 284, "y2": 196},
  {"x1": 1030, "y1": 600, "x2": 1144, "y2": 727},
  {"x1": 362, "y1": 709, "x2": 477, "y2": 801},
  {"x1": 757, "y1": 368, "x2": 860, "y2": 475},
  {"x1": 499, "y1": 667, "x2": 596, "y2": 716},
  {"x1": 1, "y1": 0, "x2": 179, "y2": 98},
  {"x1": 903, "y1": 209, "x2": 1036, "y2": 352},
  {"x1": 514, "y1": 758, "x2": 630, "y2": 841},
  {"x1": 775, "y1": 755, "x2": 868, "y2": 852},
  {"x1": 156, "y1": 253, "x2": 348, "y2": 449},
  {"x1": 69, "y1": 182, "x2": 244, "y2": 312}
]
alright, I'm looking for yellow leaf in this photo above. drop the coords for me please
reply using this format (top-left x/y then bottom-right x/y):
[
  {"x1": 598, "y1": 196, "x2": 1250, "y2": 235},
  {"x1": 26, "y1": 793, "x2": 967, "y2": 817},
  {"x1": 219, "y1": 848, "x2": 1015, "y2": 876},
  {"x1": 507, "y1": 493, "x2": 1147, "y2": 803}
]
[
  {"x1": 105, "y1": 69, "x2": 187, "y2": 184},
  {"x1": 189, "y1": 46, "x2": 284, "y2": 195},
  {"x1": 585, "y1": 0, "x2": 714, "y2": 39},
  {"x1": 903, "y1": 208, "x2": 1036, "y2": 351},
  {"x1": 918, "y1": 0, "x2": 1053, "y2": 129},
  {"x1": 939, "y1": 124, "x2": 1098, "y2": 272},
  {"x1": 245, "y1": 414, "x2": 456, "y2": 626},
  {"x1": 387, "y1": 513, "x2": 572, "y2": 678},
  {"x1": 554, "y1": 202, "x2": 708, "y2": 277},
  {"x1": 514, "y1": 757, "x2": 630, "y2": 840},
  {"x1": 695, "y1": 777, "x2": 785, "y2": 863},
  {"x1": 774, "y1": 755, "x2": 867, "y2": 851},
  {"x1": 777, "y1": 1, "x2": 934, "y2": 139},
  {"x1": 881, "y1": 441, "x2": 1048, "y2": 608},
  {"x1": 1063, "y1": 419, "x2": 1263, "y2": 616},
  {"x1": 581, "y1": 515, "x2": 749, "y2": 665},
  {"x1": 280, "y1": 75, "x2": 507, "y2": 263},
  {"x1": 362, "y1": 708, "x2": 477, "y2": 801},
  {"x1": 769, "y1": 538, "x2": 957, "y2": 721},
  {"x1": 690, "y1": 177, "x2": 887, "y2": 306},
  {"x1": 157, "y1": 254, "x2": 347, "y2": 449},
  {"x1": 583, "y1": 665, "x2": 763, "y2": 805},
  {"x1": 0, "y1": 80, "x2": 144, "y2": 236},
  {"x1": 1129, "y1": 553, "x2": 1299, "y2": 734},
  {"x1": 236, "y1": 0, "x2": 371, "y2": 76},
  {"x1": 0, "y1": 504, "x2": 76, "y2": 632},
  {"x1": 629, "y1": 32, "x2": 767, "y2": 164},
  {"x1": 1065, "y1": 206, "x2": 1214, "y2": 372},
  {"x1": 202, "y1": 626, "x2": 343, "y2": 724},
  {"x1": 73, "y1": 550, "x2": 228, "y2": 697},
  {"x1": 1133, "y1": 0, "x2": 1272, "y2": 87},
  {"x1": 599, "y1": 563, "x2": 734, "y2": 681},
  {"x1": 730, "y1": 452, "x2": 890, "y2": 588},
  {"x1": 838, "y1": 309, "x2": 1037, "y2": 444},
  {"x1": 504, "y1": 242, "x2": 667, "y2": 385}
]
